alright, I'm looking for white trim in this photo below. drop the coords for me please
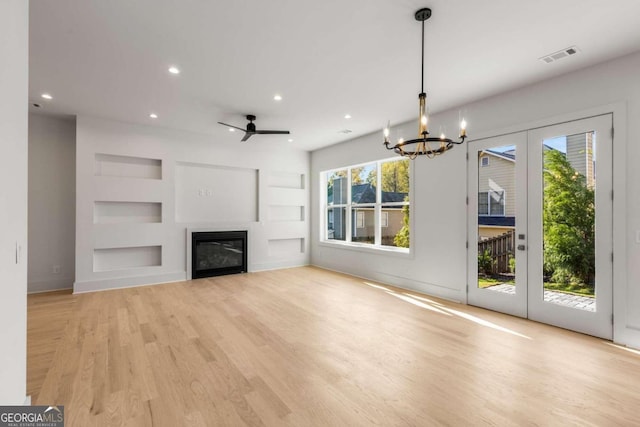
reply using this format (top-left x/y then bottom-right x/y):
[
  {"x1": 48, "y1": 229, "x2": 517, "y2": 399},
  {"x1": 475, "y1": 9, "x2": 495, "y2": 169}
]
[
  {"x1": 318, "y1": 240, "x2": 411, "y2": 258},
  {"x1": 315, "y1": 264, "x2": 462, "y2": 303},
  {"x1": 467, "y1": 101, "x2": 630, "y2": 346},
  {"x1": 320, "y1": 158, "x2": 410, "y2": 252},
  {"x1": 74, "y1": 271, "x2": 186, "y2": 293}
]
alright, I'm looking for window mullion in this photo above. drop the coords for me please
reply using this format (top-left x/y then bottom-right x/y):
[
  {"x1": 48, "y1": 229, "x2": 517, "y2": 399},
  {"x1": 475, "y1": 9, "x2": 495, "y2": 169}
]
[
  {"x1": 346, "y1": 168, "x2": 352, "y2": 242},
  {"x1": 375, "y1": 161, "x2": 382, "y2": 246}
]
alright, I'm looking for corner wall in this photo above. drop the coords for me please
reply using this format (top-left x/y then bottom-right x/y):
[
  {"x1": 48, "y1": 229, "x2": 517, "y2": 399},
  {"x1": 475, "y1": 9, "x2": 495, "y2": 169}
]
[
  {"x1": 28, "y1": 114, "x2": 76, "y2": 293},
  {"x1": 75, "y1": 116, "x2": 309, "y2": 292},
  {"x1": 0, "y1": 0, "x2": 28, "y2": 405},
  {"x1": 311, "y1": 50, "x2": 640, "y2": 348}
]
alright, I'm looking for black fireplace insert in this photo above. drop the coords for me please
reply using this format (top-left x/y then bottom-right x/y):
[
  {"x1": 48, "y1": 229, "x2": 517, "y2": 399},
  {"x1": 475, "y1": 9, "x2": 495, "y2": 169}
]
[{"x1": 191, "y1": 231, "x2": 247, "y2": 279}]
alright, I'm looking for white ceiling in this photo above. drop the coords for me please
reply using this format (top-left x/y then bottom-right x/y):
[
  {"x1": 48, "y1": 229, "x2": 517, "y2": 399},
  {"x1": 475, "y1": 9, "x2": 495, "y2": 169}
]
[{"x1": 29, "y1": 0, "x2": 640, "y2": 151}]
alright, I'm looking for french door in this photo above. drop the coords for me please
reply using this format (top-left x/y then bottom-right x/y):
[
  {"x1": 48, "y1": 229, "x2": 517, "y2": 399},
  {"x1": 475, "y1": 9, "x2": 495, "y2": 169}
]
[{"x1": 467, "y1": 115, "x2": 613, "y2": 339}]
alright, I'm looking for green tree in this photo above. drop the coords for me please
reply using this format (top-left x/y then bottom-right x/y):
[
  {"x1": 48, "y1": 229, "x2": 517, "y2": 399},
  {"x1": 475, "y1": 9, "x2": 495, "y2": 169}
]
[
  {"x1": 394, "y1": 197, "x2": 410, "y2": 248},
  {"x1": 381, "y1": 160, "x2": 409, "y2": 193},
  {"x1": 543, "y1": 149, "x2": 595, "y2": 286}
]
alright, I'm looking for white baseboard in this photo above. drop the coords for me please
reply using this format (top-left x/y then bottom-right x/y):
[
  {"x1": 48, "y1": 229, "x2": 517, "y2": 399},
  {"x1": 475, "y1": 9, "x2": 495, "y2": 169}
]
[
  {"x1": 251, "y1": 258, "x2": 310, "y2": 273},
  {"x1": 28, "y1": 277, "x2": 74, "y2": 294},
  {"x1": 312, "y1": 263, "x2": 464, "y2": 303},
  {"x1": 73, "y1": 271, "x2": 186, "y2": 293},
  {"x1": 24, "y1": 395, "x2": 31, "y2": 405}
]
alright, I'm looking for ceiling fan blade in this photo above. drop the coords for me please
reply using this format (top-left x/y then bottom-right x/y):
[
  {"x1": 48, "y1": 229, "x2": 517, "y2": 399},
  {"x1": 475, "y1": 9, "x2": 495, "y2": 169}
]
[
  {"x1": 255, "y1": 130, "x2": 290, "y2": 135},
  {"x1": 241, "y1": 132, "x2": 255, "y2": 142},
  {"x1": 217, "y1": 122, "x2": 247, "y2": 132}
]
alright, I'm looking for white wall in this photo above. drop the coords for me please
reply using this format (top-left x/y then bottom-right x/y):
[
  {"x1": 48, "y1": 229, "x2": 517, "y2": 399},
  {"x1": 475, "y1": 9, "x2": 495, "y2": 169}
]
[
  {"x1": 28, "y1": 114, "x2": 76, "y2": 293},
  {"x1": 75, "y1": 116, "x2": 309, "y2": 292},
  {"x1": 0, "y1": 0, "x2": 28, "y2": 404},
  {"x1": 311, "y1": 50, "x2": 640, "y2": 348}
]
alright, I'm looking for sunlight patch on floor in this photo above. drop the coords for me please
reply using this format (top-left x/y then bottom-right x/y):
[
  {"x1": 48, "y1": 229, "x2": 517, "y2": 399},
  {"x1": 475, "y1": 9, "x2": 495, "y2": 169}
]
[
  {"x1": 387, "y1": 292, "x2": 452, "y2": 316},
  {"x1": 363, "y1": 281, "x2": 531, "y2": 339}
]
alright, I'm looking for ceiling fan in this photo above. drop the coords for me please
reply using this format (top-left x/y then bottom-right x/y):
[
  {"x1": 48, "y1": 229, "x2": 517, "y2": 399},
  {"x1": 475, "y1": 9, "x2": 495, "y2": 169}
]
[{"x1": 218, "y1": 115, "x2": 290, "y2": 142}]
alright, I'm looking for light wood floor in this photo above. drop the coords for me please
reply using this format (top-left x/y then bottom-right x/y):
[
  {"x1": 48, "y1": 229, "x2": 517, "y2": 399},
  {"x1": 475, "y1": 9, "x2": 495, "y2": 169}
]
[{"x1": 28, "y1": 266, "x2": 640, "y2": 426}]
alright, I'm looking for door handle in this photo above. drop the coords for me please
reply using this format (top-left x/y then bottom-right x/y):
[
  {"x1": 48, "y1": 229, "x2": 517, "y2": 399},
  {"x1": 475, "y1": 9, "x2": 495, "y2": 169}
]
[{"x1": 517, "y1": 244, "x2": 526, "y2": 251}]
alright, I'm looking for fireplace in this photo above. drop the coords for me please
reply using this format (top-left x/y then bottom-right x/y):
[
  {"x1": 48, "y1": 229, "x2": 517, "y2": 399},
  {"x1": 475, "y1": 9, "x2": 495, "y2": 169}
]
[{"x1": 191, "y1": 231, "x2": 247, "y2": 279}]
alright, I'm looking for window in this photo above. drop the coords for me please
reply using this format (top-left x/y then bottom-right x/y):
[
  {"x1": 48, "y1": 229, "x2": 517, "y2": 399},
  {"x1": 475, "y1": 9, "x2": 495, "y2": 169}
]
[
  {"x1": 356, "y1": 211, "x2": 365, "y2": 228},
  {"x1": 481, "y1": 156, "x2": 490, "y2": 167},
  {"x1": 478, "y1": 190, "x2": 505, "y2": 216},
  {"x1": 323, "y1": 158, "x2": 410, "y2": 250}
]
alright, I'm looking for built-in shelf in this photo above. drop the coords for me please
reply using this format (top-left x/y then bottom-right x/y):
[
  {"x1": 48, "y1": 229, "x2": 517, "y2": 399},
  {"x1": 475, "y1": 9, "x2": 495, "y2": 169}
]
[
  {"x1": 93, "y1": 245, "x2": 162, "y2": 272},
  {"x1": 268, "y1": 171, "x2": 304, "y2": 189},
  {"x1": 94, "y1": 201, "x2": 162, "y2": 224},
  {"x1": 95, "y1": 153, "x2": 162, "y2": 180},
  {"x1": 268, "y1": 238, "x2": 304, "y2": 257},
  {"x1": 268, "y1": 205, "x2": 304, "y2": 222}
]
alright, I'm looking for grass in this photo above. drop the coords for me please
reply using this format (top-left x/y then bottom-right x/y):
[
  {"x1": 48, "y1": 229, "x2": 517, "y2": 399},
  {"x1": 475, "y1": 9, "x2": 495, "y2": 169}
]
[
  {"x1": 478, "y1": 277, "x2": 514, "y2": 289},
  {"x1": 543, "y1": 281, "x2": 594, "y2": 297},
  {"x1": 478, "y1": 275, "x2": 595, "y2": 298}
]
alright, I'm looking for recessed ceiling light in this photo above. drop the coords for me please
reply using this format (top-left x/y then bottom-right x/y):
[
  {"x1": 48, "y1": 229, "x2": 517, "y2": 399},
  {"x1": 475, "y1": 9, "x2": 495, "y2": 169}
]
[
  {"x1": 273, "y1": 94, "x2": 282, "y2": 101},
  {"x1": 168, "y1": 66, "x2": 180, "y2": 74},
  {"x1": 288, "y1": 138, "x2": 293, "y2": 142},
  {"x1": 149, "y1": 113, "x2": 158, "y2": 119},
  {"x1": 41, "y1": 93, "x2": 53, "y2": 100},
  {"x1": 344, "y1": 114, "x2": 352, "y2": 119},
  {"x1": 229, "y1": 128, "x2": 235, "y2": 132}
]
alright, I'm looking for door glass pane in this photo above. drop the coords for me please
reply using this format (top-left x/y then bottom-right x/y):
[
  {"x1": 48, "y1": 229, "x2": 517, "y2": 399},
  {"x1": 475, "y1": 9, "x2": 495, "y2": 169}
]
[
  {"x1": 477, "y1": 145, "x2": 516, "y2": 291},
  {"x1": 542, "y1": 133, "x2": 596, "y2": 311}
]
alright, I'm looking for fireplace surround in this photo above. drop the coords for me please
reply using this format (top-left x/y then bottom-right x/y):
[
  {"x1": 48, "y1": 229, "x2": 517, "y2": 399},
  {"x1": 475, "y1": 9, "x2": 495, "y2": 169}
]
[{"x1": 191, "y1": 230, "x2": 247, "y2": 279}]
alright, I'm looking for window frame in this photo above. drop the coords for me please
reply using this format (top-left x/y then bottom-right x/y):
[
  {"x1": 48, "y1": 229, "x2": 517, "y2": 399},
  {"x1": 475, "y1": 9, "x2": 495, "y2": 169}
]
[
  {"x1": 321, "y1": 157, "x2": 411, "y2": 253},
  {"x1": 478, "y1": 190, "x2": 506, "y2": 217}
]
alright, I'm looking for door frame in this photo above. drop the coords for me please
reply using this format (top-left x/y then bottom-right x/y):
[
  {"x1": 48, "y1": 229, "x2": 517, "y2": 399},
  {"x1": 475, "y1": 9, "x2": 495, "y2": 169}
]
[
  {"x1": 467, "y1": 131, "x2": 528, "y2": 318},
  {"x1": 526, "y1": 115, "x2": 613, "y2": 339},
  {"x1": 465, "y1": 102, "x2": 627, "y2": 343}
]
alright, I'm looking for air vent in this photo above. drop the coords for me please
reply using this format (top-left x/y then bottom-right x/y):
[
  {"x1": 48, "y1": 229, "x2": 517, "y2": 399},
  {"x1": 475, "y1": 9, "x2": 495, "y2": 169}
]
[
  {"x1": 540, "y1": 46, "x2": 580, "y2": 64},
  {"x1": 339, "y1": 129, "x2": 353, "y2": 134}
]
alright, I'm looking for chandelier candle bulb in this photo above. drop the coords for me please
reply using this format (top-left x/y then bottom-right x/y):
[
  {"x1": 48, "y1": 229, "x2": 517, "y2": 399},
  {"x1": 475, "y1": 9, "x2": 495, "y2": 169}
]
[
  {"x1": 460, "y1": 119, "x2": 467, "y2": 137},
  {"x1": 383, "y1": 122, "x2": 390, "y2": 144}
]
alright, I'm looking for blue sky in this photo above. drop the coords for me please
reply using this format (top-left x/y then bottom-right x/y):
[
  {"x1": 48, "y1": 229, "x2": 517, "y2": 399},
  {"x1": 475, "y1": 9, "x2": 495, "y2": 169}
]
[{"x1": 491, "y1": 135, "x2": 567, "y2": 154}]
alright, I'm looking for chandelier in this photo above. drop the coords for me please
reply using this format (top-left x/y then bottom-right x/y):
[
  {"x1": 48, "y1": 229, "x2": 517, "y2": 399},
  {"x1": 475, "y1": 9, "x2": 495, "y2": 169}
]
[{"x1": 384, "y1": 8, "x2": 467, "y2": 159}]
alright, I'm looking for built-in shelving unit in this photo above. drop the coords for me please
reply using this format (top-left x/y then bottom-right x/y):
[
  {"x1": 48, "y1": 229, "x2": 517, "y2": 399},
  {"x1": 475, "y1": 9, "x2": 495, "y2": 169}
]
[
  {"x1": 91, "y1": 153, "x2": 165, "y2": 275},
  {"x1": 95, "y1": 153, "x2": 162, "y2": 179},
  {"x1": 268, "y1": 238, "x2": 304, "y2": 257},
  {"x1": 266, "y1": 171, "x2": 307, "y2": 258},
  {"x1": 93, "y1": 245, "x2": 162, "y2": 272},
  {"x1": 94, "y1": 201, "x2": 162, "y2": 224}
]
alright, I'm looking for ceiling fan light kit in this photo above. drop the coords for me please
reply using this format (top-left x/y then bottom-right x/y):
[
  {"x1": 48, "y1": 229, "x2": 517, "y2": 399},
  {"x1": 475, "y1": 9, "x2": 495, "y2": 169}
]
[
  {"x1": 383, "y1": 8, "x2": 468, "y2": 160},
  {"x1": 218, "y1": 115, "x2": 290, "y2": 142}
]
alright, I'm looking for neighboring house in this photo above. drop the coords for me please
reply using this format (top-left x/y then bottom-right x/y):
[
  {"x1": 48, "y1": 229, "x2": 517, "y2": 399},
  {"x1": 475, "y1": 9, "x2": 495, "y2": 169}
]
[
  {"x1": 477, "y1": 133, "x2": 594, "y2": 240},
  {"x1": 328, "y1": 177, "x2": 407, "y2": 244}
]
